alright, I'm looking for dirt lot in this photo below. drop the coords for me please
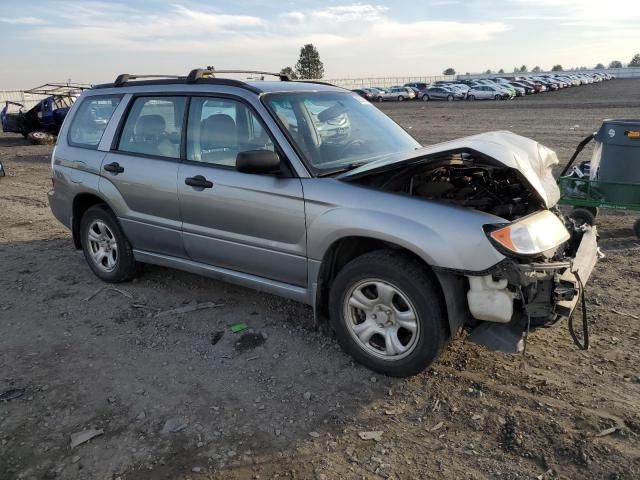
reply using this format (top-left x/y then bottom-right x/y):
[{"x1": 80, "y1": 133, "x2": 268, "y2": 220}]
[{"x1": 1, "y1": 78, "x2": 639, "y2": 480}]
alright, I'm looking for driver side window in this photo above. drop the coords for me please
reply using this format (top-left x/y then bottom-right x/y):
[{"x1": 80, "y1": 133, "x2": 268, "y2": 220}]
[{"x1": 186, "y1": 97, "x2": 275, "y2": 167}]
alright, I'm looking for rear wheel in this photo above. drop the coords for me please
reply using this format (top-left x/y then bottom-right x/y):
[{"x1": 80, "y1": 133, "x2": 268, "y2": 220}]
[
  {"x1": 569, "y1": 207, "x2": 596, "y2": 227},
  {"x1": 447, "y1": 95, "x2": 454, "y2": 102},
  {"x1": 468, "y1": 95, "x2": 475, "y2": 101},
  {"x1": 80, "y1": 205, "x2": 139, "y2": 283},
  {"x1": 377, "y1": 97, "x2": 383, "y2": 102},
  {"x1": 329, "y1": 250, "x2": 448, "y2": 377}
]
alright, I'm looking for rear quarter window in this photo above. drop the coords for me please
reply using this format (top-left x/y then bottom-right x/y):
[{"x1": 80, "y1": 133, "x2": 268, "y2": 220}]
[{"x1": 68, "y1": 95, "x2": 122, "y2": 149}]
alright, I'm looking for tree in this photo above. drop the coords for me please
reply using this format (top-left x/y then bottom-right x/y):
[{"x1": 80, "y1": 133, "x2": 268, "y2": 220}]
[
  {"x1": 498, "y1": 68, "x2": 505, "y2": 74},
  {"x1": 532, "y1": 66, "x2": 541, "y2": 72},
  {"x1": 485, "y1": 69, "x2": 492, "y2": 74},
  {"x1": 295, "y1": 44, "x2": 324, "y2": 79},
  {"x1": 609, "y1": 60, "x2": 623, "y2": 68},
  {"x1": 279, "y1": 66, "x2": 298, "y2": 80},
  {"x1": 594, "y1": 63, "x2": 605, "y2": 69},
  {"x1": 629, "y1": 54, "x2": 640, "y2": 67},
  {"x1": 520, "y1": 65, "x2": 528, "y2": 72},
  {"x1": 443, "y1": 67, "x2": 456, "y2": 75},
  {"x1": 551, "y1": 64, "x2": 563, "y2": 71}
]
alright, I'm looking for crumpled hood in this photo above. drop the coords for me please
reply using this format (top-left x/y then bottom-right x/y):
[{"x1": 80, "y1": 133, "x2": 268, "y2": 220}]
[{"x1": 340, "y1": 131, "x2": 561, "y2": 208}]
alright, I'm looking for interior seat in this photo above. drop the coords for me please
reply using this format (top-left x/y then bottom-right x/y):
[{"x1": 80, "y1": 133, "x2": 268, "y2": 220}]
[{"x1": 200, "y1": 114, "x2": 237, "y2": 165}]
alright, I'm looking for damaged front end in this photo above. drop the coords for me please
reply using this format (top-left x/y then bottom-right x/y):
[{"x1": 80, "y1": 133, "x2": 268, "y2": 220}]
[
  {"x1": 342, "y1": 131, "x2": 599, "y2": 353},
  {"x1": 465, "y1": 217, "x2": 598, "y2": 353}
]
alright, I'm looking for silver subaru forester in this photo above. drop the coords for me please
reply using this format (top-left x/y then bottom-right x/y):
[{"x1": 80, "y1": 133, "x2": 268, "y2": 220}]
[{"x1": 48, "y1": 68, "x2": 598, "y2": 376}]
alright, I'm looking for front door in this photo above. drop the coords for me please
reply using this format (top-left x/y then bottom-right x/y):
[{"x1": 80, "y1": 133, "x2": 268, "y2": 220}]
[
  {"x1": 177, "y1": 96, "x2": 307, "y2": 287},
  {"x1": 99, "y1": 95, "x2": 187, "y2": 257}
]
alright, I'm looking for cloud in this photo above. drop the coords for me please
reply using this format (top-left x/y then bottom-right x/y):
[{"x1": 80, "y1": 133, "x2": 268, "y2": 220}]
[
  {"x1": 0, "y1": 16, "x2": 48, "y2": 25},
  {"x1": 312, "y1": 4, "x2": 389, "y2": 20},
  {"x1": 5, "y1": 2, "x2": 511, "y2": 79},
  {"x1": 282, "y1": 11, "x2": 305, "y2": 21}
]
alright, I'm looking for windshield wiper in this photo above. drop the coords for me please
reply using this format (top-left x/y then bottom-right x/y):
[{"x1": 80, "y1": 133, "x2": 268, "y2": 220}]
[{"x1": 317, "y1": 161, "x2": 369, "y2": 177}]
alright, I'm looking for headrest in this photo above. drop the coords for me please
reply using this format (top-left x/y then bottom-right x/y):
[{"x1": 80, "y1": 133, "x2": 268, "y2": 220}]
[
  {"x1": 200, "y1": 114, "x2": 236, "y2": 149},
  {"x1": 135, "y1": 114, "x2": 166, "y2": 138}
]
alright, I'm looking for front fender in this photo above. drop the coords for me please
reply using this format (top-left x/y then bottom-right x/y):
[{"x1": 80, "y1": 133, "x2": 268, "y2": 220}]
[{"x1": 306, "y1": 202, "x2": 506, "y2": 272}]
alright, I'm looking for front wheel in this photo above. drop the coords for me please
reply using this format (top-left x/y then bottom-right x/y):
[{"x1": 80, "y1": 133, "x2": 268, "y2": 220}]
[
  {"x1": 329, "y1": 250, "x2": 448, "y2": 377},
  {"x1": 447, "y1": 95, "x2": 454, "y2": 102},
  {"x1": 422, "y1": 95, "x2": 429, "y2": 101},
  {"x1": 494, "y1": 95, "x2": 501, "y2": 100},
  {"x1": 377, "y1": 97, "x2": 383, "y2": 102},
  {"x1": 397, "y1": 96, "x2": 404, "y2": 102},
  {"x1": 80, "y1": 205, "x2": 139, "y2": 283},
  {"x1": 468, "y1": 95, "x2": 476, "y2": 101}
]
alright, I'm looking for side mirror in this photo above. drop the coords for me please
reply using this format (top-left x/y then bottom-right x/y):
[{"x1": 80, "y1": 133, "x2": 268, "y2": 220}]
[{"x1": 236, "y1": 150, "x2": 281, "y2": 174}]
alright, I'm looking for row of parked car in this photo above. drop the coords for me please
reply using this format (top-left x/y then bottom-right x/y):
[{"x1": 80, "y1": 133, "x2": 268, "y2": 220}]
[{"x1": 352, "y1": 71, "x2": 615, "y2": 102}]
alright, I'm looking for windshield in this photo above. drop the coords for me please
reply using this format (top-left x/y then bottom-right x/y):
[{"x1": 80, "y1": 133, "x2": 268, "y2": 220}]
[{"x1": 264, "y1": 92, "x2": 420, "y2": 174}]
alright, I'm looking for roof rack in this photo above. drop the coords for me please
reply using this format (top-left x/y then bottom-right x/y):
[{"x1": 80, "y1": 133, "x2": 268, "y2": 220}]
[
  {"x1": 109, "y1": 68, "x2": 340, "y2": 90},
  {"x1": 114, "y1": 74, "x2": 183, "y2": 87},
  {"x1": 186, "y1": 68, "x2": 290, "y2": 83}
]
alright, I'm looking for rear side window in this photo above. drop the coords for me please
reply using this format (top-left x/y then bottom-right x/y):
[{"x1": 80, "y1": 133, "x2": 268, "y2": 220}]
[
  {"x1": 68, "y1": 95, "x2": 122, "y2": 149},
  {"x1": 118, "y1": 96, "x2": 186, "y2": 159}
]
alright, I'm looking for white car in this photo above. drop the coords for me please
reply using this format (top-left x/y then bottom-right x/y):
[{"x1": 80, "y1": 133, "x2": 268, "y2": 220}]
[
  {"x1": 467, "y1": 85, "x2": 507, "y2": 100},
  {"x1": 377, "y1": 87, "x2": 416, "y2": 102}
]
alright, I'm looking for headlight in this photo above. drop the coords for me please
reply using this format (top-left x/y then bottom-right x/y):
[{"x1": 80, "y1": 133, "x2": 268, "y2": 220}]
[{"x1": 486, "y1": 211, "x2": 570, "y2": 256}]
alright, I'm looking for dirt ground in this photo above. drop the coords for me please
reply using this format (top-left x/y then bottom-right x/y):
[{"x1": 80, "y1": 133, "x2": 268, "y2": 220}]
[{"x1": 1, "y1": 78, "x2": 639, "y2": 480}]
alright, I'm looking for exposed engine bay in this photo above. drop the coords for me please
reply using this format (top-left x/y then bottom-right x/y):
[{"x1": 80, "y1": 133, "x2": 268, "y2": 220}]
[{"x1": 352, "y1": 152, "x2": 546, "y2": 221}]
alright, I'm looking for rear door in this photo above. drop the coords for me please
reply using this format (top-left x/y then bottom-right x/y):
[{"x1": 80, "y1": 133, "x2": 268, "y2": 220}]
[
  {"x1": 177, "y1": 96, "x2": 307, "y2": 286},
  {"x1": 99, "y1": 95, "x2": 187, "y2": 257}
]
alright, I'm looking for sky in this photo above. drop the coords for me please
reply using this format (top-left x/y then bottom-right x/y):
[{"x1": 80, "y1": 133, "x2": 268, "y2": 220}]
[{"x1": 0, "y1": 0, "x2": 638, "y2": 88}]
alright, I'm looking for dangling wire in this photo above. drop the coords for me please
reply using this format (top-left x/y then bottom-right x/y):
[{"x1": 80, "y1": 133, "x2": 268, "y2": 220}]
[{"x1": 568, "y1": 271, "x2": 589, "y2": 350}]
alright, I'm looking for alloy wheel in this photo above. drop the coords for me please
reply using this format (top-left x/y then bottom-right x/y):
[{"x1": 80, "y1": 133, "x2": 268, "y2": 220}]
[
  {"x1": 343, "y1": 279, "x2": 420, "y2": 361},
  {"x1": 87, "y1": 220, "x2": 118, "y2": 272}
]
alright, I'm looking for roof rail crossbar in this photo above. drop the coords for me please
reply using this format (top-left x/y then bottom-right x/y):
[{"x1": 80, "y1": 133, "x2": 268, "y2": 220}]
[
  {"x1": 114, "y1": 74, "x2": 183, "y2": 87},
  {"x1": 186, "y1": 68, "x2": 290, "y2": 83}
]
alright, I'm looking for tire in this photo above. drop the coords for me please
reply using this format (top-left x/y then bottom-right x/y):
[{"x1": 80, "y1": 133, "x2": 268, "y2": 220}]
[
  {"x1": 634, "y1": 218, "x2": 640, "y2": 239},
  {"x1": 421, "y1": 94, "x2": 429, "y2": 102},
  {"x1": 80, "y1": 204, "x2": 139, "y2": 283},
  {"x1": 447, "y1": 95, "x2": 454, "y2": 102},
  {"x1": 494, "y1": 95, "x2": 501, "y2": 100},
  {"x1": 377, "y1": 97, "x2": 383, "y2": 103},
  {"x1": 569, "y1": 207, "x2": 596, "y2": 227},
  {"x1": 398, "y1": 96, "x2": 404, "y2": 102},
  {"x1": 329, "y1": 250, "x2": 448, "y2": 377},
  {"x1": 27, "y1": 131, "x2": 56, "y2": 145},
  {"x1": 468, "y1": 95, "x2": 475, "y2": 101}
]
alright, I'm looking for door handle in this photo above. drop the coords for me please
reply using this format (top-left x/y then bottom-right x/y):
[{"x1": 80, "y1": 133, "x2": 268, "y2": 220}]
[
  {"x1": 185, "y1": 175, "x2": 213, "y2": 189},
  {"x1": 104, "y1": 162, "x2": 124, "y2": 174}
]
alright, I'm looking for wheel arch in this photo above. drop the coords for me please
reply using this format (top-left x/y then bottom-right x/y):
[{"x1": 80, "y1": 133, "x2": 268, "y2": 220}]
[
  {"x1": 71, "y1": 192, "x2": 112, "y2": 249},
  {"x1": 313, "y1": 235, "x2": 467, "y2": 336}
]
